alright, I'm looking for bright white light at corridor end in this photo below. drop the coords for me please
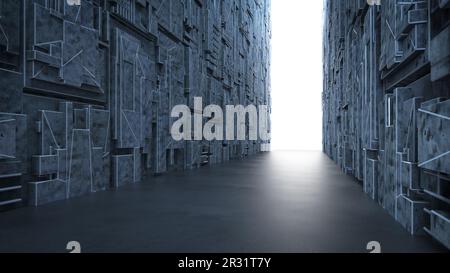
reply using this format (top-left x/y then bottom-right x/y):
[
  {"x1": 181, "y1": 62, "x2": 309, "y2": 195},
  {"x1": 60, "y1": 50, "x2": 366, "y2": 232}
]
[{"x1": 271, "y1": 1, "x2": 324, "y2": 151}]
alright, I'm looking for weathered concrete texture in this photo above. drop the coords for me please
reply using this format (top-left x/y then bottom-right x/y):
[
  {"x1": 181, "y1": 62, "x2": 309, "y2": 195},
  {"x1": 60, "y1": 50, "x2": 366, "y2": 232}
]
[
  {"x1": 323, "y1": 0, "x2": 450, "y2": 249},
  {"x1": 0, "y1": 0, "x2": 271, "y2": 210}
]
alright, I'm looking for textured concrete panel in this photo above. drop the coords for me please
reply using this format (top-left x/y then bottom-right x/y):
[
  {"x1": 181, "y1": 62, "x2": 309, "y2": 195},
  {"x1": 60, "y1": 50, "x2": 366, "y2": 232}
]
[
  {"x1": 396, "y1": 195, "x2": 429, "y2": 236},
  {"x1": 29, "y1": 179, "x2": 67, "y2": 207},
  {"x1": 32, "y1": 155, "x2": 58, "y2": 176}
]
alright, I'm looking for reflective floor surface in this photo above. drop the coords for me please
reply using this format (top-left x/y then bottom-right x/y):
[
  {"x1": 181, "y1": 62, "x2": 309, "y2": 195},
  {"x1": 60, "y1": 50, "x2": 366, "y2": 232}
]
[{"x1": 0, "y1": 151, "x2": 446, "y2": 253}]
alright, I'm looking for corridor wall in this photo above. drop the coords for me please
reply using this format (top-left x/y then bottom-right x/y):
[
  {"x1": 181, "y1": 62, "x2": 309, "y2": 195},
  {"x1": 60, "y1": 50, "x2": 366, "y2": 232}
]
[
  {"x1": 323, "y1": 0, "x2": 450, "y2": 249},
  {"x1": 0, "y1": 0, "x2": 271, "y2": 210}
]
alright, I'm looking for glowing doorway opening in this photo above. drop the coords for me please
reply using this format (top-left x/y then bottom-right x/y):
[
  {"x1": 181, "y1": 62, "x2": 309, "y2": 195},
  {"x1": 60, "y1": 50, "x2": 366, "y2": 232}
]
[{"x1": 271, "y1": 1, "x2": 324, "y2": 151}]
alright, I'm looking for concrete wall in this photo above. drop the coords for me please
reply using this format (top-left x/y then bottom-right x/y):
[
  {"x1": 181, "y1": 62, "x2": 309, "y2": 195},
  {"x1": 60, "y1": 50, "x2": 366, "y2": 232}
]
[
  {"x1": 323, "y1": 0, "x2": 450, "y2": 249},
  {"x1": 0, "y1": 0, "x2": 271, "y2": 209}
]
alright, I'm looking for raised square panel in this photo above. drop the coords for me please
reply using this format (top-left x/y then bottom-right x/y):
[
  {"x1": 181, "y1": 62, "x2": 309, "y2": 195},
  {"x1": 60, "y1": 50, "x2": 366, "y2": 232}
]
[
  {"x1": 29, "y1": 179, "x2": 67, "y2": 207},
  {"x1": 396, "y1": 195, "x2": 429, "y2": 235},
  {"x1": 32, "y1": 155, "x2": 58, "y2": 176}
]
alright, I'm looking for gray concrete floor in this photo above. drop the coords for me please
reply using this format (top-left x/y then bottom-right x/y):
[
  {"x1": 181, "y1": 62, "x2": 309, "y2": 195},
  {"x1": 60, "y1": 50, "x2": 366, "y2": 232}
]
[{"x1": 0, "y1": 151, "x2": 446, "y2": 253}]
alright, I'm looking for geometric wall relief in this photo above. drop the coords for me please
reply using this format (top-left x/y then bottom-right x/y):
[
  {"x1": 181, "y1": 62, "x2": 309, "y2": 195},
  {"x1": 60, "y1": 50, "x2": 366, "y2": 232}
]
[
  {"x1": 29, "y1": 103, "x2": 110, "y2": 206},
  {"x1": 0, "y1": 0, "x2": 271, "y2": 211},
  {"x1": 26, "y1": 0, "x2": 107, "y2": 102},
  {"x1": 0, "y1": 0, "x2": 21, "y2": 72},
  {"x1": 0, "y1": 0, "x2": 26, "y2": 211},
  {"x1": 323, "y1": 0, "x2": 450, "y2": 249}
]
